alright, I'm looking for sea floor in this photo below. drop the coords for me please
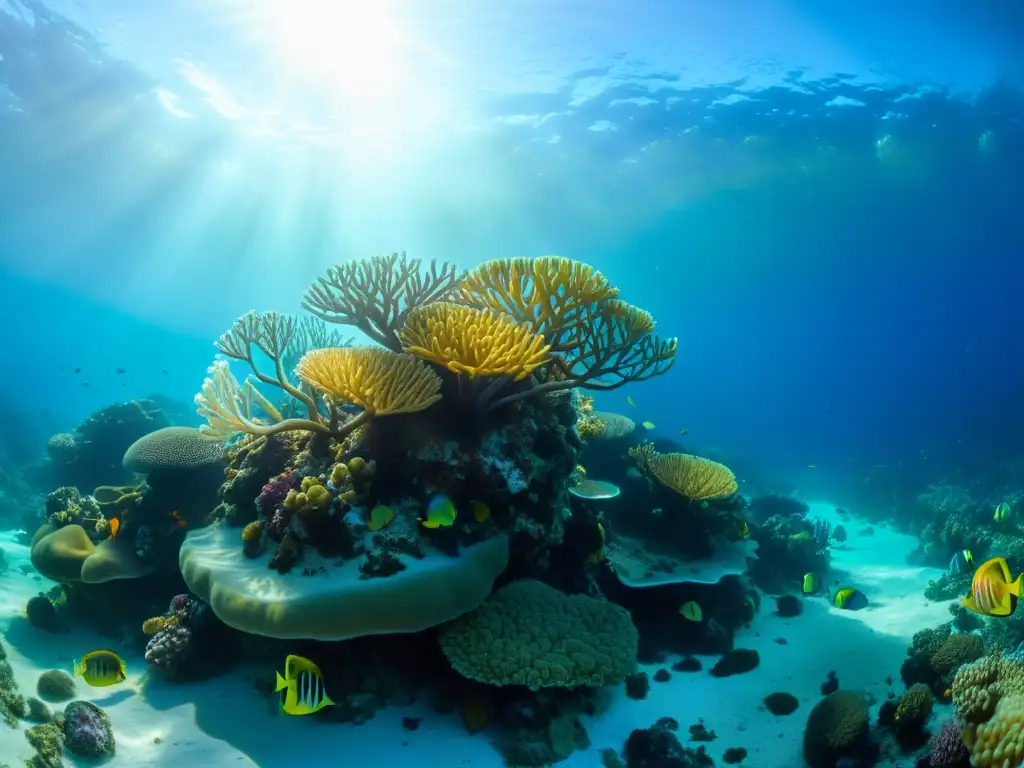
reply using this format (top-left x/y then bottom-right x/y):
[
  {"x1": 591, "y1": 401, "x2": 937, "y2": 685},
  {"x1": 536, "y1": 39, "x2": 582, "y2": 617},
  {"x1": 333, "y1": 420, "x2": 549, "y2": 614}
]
[{"x1": 0, "y1": 501, "x2": 951, "y2": 767}]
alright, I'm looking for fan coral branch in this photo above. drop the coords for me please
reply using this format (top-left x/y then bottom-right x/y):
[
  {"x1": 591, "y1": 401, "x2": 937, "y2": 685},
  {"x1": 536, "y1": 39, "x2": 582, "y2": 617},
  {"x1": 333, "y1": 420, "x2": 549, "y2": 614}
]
[
  {"x1": 214, "y1": 311, "x2": 320, "y2": 420},
  {"x1": 630, "y1": 442, "x2": 737, "y2": 500},
  {"x1": 302, "y1": 253, "x2": 461, "y2": 351},
  {"x1": 195, "y1": 361, "x2": 336, "y2": 439},
  {"x1": 399, "y1": 302, "x2": 551, "y2": 382}
]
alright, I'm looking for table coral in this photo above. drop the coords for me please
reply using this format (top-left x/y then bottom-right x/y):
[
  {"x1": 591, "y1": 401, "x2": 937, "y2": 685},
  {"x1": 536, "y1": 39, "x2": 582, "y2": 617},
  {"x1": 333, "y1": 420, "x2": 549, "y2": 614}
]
[{"x1": 439, "y1": 579, "x2": 638, "y2": 690}]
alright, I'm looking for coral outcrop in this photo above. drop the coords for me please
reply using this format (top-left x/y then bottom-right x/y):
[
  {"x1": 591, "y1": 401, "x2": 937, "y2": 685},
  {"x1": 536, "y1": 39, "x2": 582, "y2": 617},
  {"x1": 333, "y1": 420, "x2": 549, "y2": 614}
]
[{"x1": 439, "y1": 579, "x2": 638, "y2": 689}]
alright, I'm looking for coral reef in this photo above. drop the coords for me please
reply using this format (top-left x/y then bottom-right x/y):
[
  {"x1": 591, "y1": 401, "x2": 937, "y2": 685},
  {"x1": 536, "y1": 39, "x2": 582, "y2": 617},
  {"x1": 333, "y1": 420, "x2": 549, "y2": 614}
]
[
  {"x1": 621, "y1": 717, "x2": 714, "y2": 768},
  {"x1": 143, "y1": 594, "x2": 223, "y2": 681},
  {"x1": 923, "y1": 721, "x2": 970, "y2": 768},
  {"x1": 0, "y1": 638, "x2": 27, "y2": 726},
  {"x1": 44, "y1": 399, "x2": 169, "y2": 490},
  {"x1": 749, "y1": 513, "x2": 830, "y2": 592}
]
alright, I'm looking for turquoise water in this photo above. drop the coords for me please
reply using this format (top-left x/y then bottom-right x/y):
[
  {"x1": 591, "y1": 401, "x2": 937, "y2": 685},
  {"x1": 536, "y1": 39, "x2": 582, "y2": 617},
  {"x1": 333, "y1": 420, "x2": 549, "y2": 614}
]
[{"x1": 0, "y1": 2, "x2": 1022, "y2": 767}]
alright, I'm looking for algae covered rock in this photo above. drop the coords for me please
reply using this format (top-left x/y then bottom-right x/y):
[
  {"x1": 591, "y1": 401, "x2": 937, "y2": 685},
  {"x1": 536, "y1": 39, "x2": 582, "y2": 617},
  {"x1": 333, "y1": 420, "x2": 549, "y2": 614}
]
[
  {"x1": 803, "y1": 690, "x2": 870, "y2": 768},
  {"x1": 63, "y1": 700, "x2": 114, "y2": 758},
  {"x1": 36, "y1": 670, "x2": 76, "y2": 703},
  {"x1": 0, "y1": 638, "x2": 27, "y2": 727}
]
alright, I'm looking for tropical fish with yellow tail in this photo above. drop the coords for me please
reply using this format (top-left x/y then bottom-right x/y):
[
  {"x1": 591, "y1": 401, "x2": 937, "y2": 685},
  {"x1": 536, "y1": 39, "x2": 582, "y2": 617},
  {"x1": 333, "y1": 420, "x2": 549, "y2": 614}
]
[
  {"x1": 470, "y1": 500, "x2": 490, "y2": 523},
  {"x1": 419, "y1": 493, "x2": 457, "y2": 529},
  {"x1": 962, "y1": 556, "x2": 1023, "y2": 618},
  {"x1": 830, "y1": 587, "x2": 868, "y2": 611},
  {"x1": 367, "y1": 505, "x2": 394, "y2": 531},
  {"x1": 679, "y1": 601, "x2": 702, "y2": 622},
  {"x1": 275, "y1": 655, "x2": 334, "y2": 716},
  {"x1": 802, "y1": 573, "x2": 820, "y2": 595},
  {"x1": 994, "y1": 502, "x2": 1012, "y2": 523},
  {"x1": 74, "y1": 649, "x2": 127, "y2": 687}
]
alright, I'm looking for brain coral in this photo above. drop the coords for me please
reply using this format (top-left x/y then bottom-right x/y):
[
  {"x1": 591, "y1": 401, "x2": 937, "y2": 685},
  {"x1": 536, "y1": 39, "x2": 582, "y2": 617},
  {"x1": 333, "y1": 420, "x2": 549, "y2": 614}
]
[
  {"x1": 589, "y1": 412, "x2": 635, "y2": 440},
  {"x1": 932, "y1": 632, "x2": 984, "y2": 678},
  {"x1": 439, "y1": 579, "x2": 638, "y2": 690},
  {"x1": 123, "y1": 427, "x2": 225, "y2": 474},
  {"x1": 803, "y1": 691, "x2": 870, "y2": 768}
]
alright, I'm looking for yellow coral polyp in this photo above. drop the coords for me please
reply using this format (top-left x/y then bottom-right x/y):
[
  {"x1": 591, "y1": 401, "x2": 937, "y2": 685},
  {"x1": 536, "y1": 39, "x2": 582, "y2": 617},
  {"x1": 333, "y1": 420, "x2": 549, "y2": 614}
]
[
  {"x1": 347, "y1": 457, "x2": 367, "y2": 475},
  {"x1": 296, "y1": 347, "x2": 443, "y2": 416},
  {"x1": 142, "y1": 615, "x2": 177, "y2": 636},
  {"x1": 644, "y1": 451, "x2": 738, "y2": 500},
  {"x1": 329, "y1": 463, "x2": 350, "y2": 487},
  {"x1": 284, "y1": 490, "x2": 305, "y2": 512},
  {"x1": 399, "y1": 302, "x2": 551, "y2": 381},
  {"x1": 301, "y1": 476, "x2": 322, "y2": 493},
  {"x1": 241, "y1": 521, "x2": 262, "y2": 544},
  {"x1": 305, "y1": 485, "x2": 331, "y2": 511}
]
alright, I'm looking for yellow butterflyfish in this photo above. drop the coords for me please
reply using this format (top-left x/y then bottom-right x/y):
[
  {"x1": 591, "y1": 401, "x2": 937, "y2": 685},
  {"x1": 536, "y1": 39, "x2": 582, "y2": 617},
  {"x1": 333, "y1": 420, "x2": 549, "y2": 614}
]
[
  {"x1": 275, "y1": 655, "x2": 334, "y2": 716},
  {"x1": 74, "y1": 649, "x2": 127, "y2": 687},
  {"x1": 367, "y1": 505, "x2": 394, "y2": 531},
  {"x1": 679, "y1": 601, "x2": 702, "y2": 622},
  {"x1": 419, "y1": 493, "x2": 457, "y2": 529},
  {"x1": 962, "y1": 556, "x2": 1023, "y2": 618}
]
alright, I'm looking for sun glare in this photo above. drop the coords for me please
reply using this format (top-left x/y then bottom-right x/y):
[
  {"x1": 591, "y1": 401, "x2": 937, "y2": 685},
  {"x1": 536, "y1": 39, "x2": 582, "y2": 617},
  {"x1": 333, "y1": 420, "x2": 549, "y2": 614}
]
[{"x1": 265, "y1": 0, "x2": 403, "y2": 97}]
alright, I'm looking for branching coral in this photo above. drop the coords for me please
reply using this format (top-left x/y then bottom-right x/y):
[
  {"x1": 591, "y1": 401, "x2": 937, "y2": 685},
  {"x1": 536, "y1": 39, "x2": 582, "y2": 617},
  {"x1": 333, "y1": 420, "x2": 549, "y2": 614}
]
[
  {"x1": 302, "y1": 252, "x2": 461, "y2": 350},
  {"x1": 629, "y1": 442, "x2": 738, "y2": 500},
  {"x1": 460, "y1": 256, "x2": 618, "y2": 338},
  {"x1": 399, "y1": 302, "x2": 551, "y2": 382},
  {"x1": 295, "y1": 347, "x2": 442, "y2": 416},
  {"x1": 458, "y1": 257, "x2": 677, "y2": 408}
]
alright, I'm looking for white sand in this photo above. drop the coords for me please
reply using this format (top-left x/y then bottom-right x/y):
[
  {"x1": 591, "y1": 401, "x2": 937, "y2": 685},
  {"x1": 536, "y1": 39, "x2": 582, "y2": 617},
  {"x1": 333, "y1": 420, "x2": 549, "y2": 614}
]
[{"x1": 0, "y1": 500, "x2": 950, "y2": 767}]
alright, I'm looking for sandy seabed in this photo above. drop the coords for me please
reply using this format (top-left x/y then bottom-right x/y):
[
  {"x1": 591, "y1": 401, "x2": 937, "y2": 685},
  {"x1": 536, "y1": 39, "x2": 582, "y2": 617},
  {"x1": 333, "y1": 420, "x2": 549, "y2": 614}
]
[{"x1": 0, "y1": 501, "x2": 951, "y2": 767}]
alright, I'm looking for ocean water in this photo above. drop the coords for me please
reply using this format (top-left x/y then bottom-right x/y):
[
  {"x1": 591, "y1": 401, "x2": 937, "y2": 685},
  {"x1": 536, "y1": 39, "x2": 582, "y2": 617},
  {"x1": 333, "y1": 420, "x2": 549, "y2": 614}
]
[{"x1": 1, "y1": 2, "x2": 1023, "y2": 767}]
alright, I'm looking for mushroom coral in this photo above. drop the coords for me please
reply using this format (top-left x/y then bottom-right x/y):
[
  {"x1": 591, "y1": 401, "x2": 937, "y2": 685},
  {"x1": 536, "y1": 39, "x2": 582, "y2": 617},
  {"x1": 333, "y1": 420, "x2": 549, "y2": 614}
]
[
  {"x1": 30, "y1": 524, "x2": 155, "y2": 584},
  {"x1": 179, "y1": 522, "x2": 509, "y2": 640},
  {"x1": 439, "y1": 579, "x2": 638, "y2": 690}
]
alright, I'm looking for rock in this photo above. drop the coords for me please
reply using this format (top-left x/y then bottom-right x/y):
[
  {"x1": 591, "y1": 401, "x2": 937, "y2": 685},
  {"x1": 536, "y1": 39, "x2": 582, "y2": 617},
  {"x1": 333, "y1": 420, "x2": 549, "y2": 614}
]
[{"x1": 63, "y1": 700, "x2": 115, "y2": 758}]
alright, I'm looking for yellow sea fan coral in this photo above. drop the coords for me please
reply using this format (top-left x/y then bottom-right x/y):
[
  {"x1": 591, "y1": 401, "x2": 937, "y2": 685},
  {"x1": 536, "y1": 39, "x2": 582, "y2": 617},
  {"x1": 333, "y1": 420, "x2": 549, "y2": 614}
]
[
  {"x1": 142, "y1": 615, "x2": 177, "y2": 636},
  {"x1": 295, "y1": 347, "x2": 442, "y2": 415},
  {"x1": 399, "y1": 302, "x2": 551, "y2": 381},
  {"x1": 646, "y1": 452, "x2": 738, "y2": 500},
  {"x1": 459, "y1": 256, "x2": 618, "y2": 338}
]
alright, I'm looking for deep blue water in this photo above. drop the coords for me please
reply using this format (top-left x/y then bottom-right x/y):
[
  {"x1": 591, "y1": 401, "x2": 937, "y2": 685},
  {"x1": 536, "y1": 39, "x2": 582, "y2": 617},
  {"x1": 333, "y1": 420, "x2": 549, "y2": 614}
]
[{"x1": 1, "y1": 0, "x2": 1022, "y2": 513}]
